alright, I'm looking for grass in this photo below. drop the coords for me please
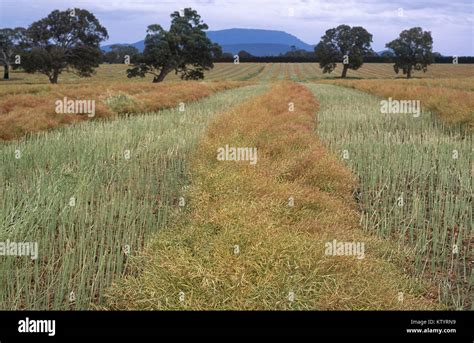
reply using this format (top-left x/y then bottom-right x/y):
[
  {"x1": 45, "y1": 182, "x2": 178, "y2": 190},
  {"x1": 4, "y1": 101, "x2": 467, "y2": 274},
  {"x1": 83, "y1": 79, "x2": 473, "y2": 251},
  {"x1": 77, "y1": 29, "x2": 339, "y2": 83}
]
[
  {"x1": 0, "y1": 84, "x2": 267, "y2": 310},
  {"x1": 0, "y1": 81, "x2": 246, "y2": 140},
  {"x1": 322, "y1": 78, "x2": 474, "y2": 130},
  {"x1": 307, "y1": 84, "x2": 472, "y2": 309},
  {"x1": 104, "y1": 82, "x2": 440, "y2": 310}
]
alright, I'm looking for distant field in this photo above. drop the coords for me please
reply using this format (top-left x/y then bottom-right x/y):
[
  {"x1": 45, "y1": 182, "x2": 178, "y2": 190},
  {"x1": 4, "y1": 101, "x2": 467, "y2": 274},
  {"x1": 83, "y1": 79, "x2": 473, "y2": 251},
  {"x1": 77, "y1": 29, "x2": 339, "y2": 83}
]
[{"x1": 1, "y1": 63, "x2": 473, "y2": 85}]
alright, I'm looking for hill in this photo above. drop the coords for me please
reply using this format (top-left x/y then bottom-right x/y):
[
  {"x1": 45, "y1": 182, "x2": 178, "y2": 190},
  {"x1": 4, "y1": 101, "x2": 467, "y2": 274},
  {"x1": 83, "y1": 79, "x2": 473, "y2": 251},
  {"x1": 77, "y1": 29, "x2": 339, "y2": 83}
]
[{"x1": 102, "y1": 28, "x2": 314, "y2": 56}]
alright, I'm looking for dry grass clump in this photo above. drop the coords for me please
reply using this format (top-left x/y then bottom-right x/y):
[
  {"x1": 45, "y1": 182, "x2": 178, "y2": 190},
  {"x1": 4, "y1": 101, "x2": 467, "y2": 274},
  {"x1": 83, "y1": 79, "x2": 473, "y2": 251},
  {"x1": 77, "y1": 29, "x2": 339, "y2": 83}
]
[
  {"x1": 105, "y1": 82, "x2": 440, "y2": 310},
  {"x1": 0, "y1": 81, "x2": 246, "y2": 140},
  {"x1": 321, "y1": 78, "x2": 474, "y2": 130}
]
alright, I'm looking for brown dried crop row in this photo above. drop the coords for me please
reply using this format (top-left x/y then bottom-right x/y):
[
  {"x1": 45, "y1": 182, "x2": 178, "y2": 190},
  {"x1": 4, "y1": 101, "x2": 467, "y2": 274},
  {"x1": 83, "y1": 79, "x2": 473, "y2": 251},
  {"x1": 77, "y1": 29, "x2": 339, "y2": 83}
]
[
  {"x1": 322, "y1": 79, "x2": 474, "y2": 130},
  {"x1": 0, "y1": 81, "x2": 248, "y2": 141},
  {"x1": 105, "y1": 81, "x2": 440, "y2": 310}
]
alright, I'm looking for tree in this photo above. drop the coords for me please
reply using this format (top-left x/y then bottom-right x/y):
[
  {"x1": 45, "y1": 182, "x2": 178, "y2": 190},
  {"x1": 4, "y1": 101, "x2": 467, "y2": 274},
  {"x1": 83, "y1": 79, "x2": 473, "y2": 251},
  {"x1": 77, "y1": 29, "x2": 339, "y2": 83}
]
[
  {"x1": 283, "y1": 48, "x2": 315, "y2": 59},
  {"x1": 379, "y1": 49, "x2": 395, "y2": 63},
  {"x1": 103, "y1": 44, "x2": 140, "y2": 64},
  {"x1": 314, "y1": 25, "x2": 373, "y2": 78},
  {"x1": 237, "y1": 50, "x2": 253, "y2": 59},
  {"x1": 0, "y1": 28, "x2": 26, "y2": 79},
  {"x1": 386, "y1": 27, "x2": 434, "y2": 79},
  {"x1": 221, "y1": 52, "x2": 234, "y2": 60},
  {"x1": 127, "y1": 8, "x2": 221, "y2": 83},
  {"x1": 22, "y1": 8, "x2": 108, "y2": 84}
]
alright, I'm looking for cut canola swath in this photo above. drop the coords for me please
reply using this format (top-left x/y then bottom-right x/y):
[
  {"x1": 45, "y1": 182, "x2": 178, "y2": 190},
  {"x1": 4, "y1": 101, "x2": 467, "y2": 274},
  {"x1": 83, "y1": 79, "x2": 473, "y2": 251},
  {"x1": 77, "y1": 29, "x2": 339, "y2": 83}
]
[
  {"x1": 0, "y1": 84, "x2": 268, "y2": 310},
  {"x1": 291, "y1": 64, "x2": 302, "y2": 81},
  {"x1": 322, "y1": 78, "x2": 474, "y2": 129},
  {"x1": 258, "y1": 63, "x2": 276, "y2": 81},
  {"x1": 307, "y1": 83, "x2": 472, "y2": 309},
  {"x1": 0, "y1": 81, "x2": 247, "y2": 141},
  {"x1": 105, "y1": 81, "x2": 440, "y2": 310}
]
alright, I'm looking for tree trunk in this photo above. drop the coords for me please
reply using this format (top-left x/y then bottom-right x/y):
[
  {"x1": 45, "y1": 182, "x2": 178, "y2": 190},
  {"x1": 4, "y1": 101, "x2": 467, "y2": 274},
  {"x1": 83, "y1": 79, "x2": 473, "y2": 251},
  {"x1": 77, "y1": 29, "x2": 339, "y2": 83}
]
[
  {"x1": 406, "y1": 68, "x2": 412, "y2": 79},
  {"x1": 152, "y1": 67, "x2": 171, "y2": 83},
  {"x1": 49, "y1": 69, "x2": 59, "y2": 84},
  {"x1": 341, "y1": 64, "x2": 349, "y2": 78},
  {"x1": 3, "y1": 64, "x2": 9, "y2": 80}
]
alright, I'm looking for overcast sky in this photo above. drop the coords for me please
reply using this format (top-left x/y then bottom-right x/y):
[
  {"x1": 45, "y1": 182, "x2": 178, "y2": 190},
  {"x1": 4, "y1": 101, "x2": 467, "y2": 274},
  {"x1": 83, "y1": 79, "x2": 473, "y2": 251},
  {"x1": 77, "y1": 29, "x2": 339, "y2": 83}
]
[{"x1": 1, "y1": 0, "x2": 473, "y2": 55}]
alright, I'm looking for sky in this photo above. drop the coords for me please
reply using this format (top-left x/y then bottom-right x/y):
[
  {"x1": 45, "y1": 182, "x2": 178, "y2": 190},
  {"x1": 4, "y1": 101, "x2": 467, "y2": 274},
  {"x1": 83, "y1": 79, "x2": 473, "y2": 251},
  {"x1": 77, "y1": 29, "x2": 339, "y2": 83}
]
[{"x1": 1, "y1": 0, "x2": 473, "y2": 55}]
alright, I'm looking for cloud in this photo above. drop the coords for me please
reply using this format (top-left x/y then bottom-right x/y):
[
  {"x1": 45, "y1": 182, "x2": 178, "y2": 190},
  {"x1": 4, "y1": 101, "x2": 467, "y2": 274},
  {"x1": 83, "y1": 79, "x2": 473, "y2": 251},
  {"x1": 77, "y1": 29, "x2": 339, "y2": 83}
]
[{"x1": 0, "y1": 0, "x2": 472, "y2": 55}]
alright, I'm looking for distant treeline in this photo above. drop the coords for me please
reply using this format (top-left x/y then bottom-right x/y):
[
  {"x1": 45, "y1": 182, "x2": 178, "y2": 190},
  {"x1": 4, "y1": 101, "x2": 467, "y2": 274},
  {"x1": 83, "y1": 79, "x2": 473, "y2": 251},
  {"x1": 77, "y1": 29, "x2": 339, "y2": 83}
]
[
  {"x1": 212, "y1": 54, "x2": 474, "y2": 64},
  {"x1": 101, "y1": 45, "x2": 474, "y2": 65}
]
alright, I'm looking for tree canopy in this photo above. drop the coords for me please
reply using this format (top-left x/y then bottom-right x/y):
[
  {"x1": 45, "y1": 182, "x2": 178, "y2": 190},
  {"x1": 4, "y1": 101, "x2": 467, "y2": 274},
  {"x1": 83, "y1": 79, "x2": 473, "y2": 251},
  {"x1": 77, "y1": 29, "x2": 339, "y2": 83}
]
[
  {"x1": 103, "y1": 44, "x2": 140, "y2": 64},
  {"x1": 314, "y1": 25, "x2": 373, "y2": 78},
  {"x1": 386, "y1": 27, "x2": 434, "y2": 79},
  {"x1": 127, "y1": 8, "x2": 221, "y2": 83},
  {"x1": 21, "y1": 8, "x2": 108, "y2": 83},
  {"x1": 282, "y1": 48, "x2": 315, "y2": 59}
]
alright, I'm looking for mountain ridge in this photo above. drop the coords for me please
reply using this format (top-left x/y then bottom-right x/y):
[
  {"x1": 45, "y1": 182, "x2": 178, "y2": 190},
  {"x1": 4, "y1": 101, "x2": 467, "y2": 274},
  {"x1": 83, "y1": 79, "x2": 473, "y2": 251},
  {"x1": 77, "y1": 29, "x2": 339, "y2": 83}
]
[
  {"x1": 101, "y1": 28, "x2": 442, "y2": 58},
  {"x1": 102, "y1": 28, "x2": 315, "y2": 56}
]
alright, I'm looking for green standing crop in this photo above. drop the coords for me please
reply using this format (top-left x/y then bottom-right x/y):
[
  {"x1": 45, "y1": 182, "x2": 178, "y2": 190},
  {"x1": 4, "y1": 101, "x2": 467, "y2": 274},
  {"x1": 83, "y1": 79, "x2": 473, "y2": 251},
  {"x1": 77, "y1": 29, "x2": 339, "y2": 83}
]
[
  {"x1": 308, "y1": 84, "x2": 472, "y2": 309},
  {"x1": 0, "y1": 85, "x2": 266, "y2": 310}
]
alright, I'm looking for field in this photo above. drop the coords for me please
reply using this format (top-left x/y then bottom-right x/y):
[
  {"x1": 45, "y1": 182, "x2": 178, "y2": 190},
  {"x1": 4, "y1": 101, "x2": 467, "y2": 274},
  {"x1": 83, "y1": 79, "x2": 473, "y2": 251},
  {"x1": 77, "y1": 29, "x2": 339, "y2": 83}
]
[
  {"x1": 105, "y1": 82, "x2": 439, "y2": 310},
  {"x1": 3, "y1": 63, "x2": 474, "y2": 84},
  {"x1": 0, "y1": 81, "x2": 246, "y2": 140},
  {"x1": 0, "y1": 63, "x2": 472, "y2": 310},
  {"x1": 308, "y1": 84, "x2": 472, "y2": 309},
  {"x1": 322, "y1": 78, "x2": 474, "y2": 129},
  {"x1": 0, "y1": 85, "x2": 267, "y2": 309}
]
